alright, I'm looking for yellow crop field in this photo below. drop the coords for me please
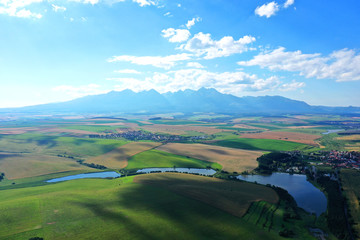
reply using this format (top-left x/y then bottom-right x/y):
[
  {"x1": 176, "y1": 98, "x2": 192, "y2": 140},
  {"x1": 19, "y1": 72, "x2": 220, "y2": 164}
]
[
  {"x1": 141, "y1": 124, "x2": 223, "y2": 135},
  {"x1": 239, "y1": 131, "x2": 320, "y2": 146},
  {"x1": 0, "y1": 153, "x2": 90, "y2": 179},
  {"x1": 336, "y1": 134, "x2": 360, "y2": 141},
  {"x1": 157, "y1": 143, "x2": 263, "y2": 173}
]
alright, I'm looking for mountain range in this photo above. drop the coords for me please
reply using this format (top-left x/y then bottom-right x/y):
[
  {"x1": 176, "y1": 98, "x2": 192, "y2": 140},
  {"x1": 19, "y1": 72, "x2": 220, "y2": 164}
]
[{"x1": 1, "y1": 88, "x2": 359, "y2": 115}]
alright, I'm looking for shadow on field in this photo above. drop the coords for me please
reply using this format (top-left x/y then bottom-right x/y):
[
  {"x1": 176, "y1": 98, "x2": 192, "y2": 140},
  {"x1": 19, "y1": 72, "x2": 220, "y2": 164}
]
[
  {"x1": 0, "y1": 153, "x2": 20, "y2": 160},
  {"x1": 213, "y1": 140, "x2": 261, "y2": 151},
  {"x1": 70, "y1": 182, "x2": 247, "y2": 239},
  {"x1": 26, "y1": 136, "x2": 59, "y2": 148},
  {"x1": 207, "y1": 148, "x2": 227, "y2": 154}
]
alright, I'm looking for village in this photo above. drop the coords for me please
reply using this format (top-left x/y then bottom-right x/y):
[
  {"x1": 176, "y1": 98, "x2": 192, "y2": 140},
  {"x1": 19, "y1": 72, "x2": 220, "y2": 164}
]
[
  {"x1": 89, "y1": 130, "x2": 212, "y2": 142},
  {"x1": 308, "y1": 150, "x2": 360, "y2": 170}
]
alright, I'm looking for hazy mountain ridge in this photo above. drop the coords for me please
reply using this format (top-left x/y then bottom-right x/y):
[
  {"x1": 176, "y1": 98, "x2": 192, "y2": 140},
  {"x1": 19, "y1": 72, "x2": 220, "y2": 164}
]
[{"x1": 1, "y1": 88, "x2": 359, "y2": 115}]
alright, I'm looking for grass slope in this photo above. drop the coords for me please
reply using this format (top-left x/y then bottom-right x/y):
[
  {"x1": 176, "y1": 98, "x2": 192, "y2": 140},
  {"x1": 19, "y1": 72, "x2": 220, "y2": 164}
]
[
  {"x1": 0, "y1": 174, "x2": 284, "y2": 240},
  {"x1": 134, "y1": 173, "x2": 278, "y2": 217},
  {"x1": 126, "y1": 149, "x2": 221, "y2": 170},
  {"x1": 340, "y1": 169, "x2": 360, "y2": 238}
]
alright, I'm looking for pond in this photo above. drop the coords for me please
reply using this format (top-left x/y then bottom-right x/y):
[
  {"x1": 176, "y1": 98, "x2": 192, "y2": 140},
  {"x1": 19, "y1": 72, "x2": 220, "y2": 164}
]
[
  {"x1": 322, "y1": 129, "x2": 344, "y2": 135},
  {"x1": 136, "y1": 168, "x2": 216, "y2": 176},
  {"x1": 46, "y1": 171, "x2": 121, "y2": 183},
  {"x1": 237, "y1": 172, "x2": 327, "y2": 216}
]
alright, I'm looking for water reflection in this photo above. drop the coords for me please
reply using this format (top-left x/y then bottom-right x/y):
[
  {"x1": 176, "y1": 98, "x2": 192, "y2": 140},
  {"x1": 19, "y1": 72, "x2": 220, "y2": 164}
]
[{"x1": 237, "y1": 172, "x2": 327, "y2": 216}]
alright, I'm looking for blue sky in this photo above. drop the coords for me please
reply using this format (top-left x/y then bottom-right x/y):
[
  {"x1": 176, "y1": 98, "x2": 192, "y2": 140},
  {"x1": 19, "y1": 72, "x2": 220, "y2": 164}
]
[{"x1": 0, "y1": 0, "x2": 359, "y2": 108}]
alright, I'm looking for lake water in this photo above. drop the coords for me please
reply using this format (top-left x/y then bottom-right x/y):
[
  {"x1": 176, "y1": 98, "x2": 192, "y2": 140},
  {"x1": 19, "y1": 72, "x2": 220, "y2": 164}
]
[
  {"x1": 322, "y1": 129, "x2": 344, "y2": 135},
  {"x1": 237, "y1": 172, "x2": 327, "y2": 216},
  {"x1": 136, "y1": 168, "x2": 216, "y2": 176},
  {"x1": 46, "y1": 171, "x2": 121, "y2": 183}
]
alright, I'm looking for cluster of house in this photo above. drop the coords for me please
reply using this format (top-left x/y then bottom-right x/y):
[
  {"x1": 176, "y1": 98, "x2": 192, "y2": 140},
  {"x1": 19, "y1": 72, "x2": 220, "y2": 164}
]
[
  {"x1": 89, "y1": 130, "x2": 210, "y2": 142},
  {"x1": 309, "y1": 150, "x2": 360, "y2": 169}
]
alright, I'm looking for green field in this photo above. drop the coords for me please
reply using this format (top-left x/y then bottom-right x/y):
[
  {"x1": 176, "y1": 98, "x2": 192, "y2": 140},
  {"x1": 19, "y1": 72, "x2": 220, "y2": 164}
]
[
  {"x1": 340, "y1": 169, "x2": 360, "y2": 238},
  {"x1": 0, "y1": 174, "x2": 286, "y2": 240},
  {"x1": 0, "y1": 133, "x2": 128, "y2": 158},
  {"x1": 211, "y1": 138, "x2": 312, "y2": 151},
  {"x1": 126, "y1": 149, "x2": 222, "y2": 170}
]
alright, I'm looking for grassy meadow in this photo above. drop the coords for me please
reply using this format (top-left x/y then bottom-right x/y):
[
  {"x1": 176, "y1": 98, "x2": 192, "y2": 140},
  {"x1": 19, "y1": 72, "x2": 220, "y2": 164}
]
[
  {"x1": 340, "y1": 169, "x2": 360, "y2": 238},
  {"x1": 0, "y1": 174, "x2": 287, "y2": 240}
]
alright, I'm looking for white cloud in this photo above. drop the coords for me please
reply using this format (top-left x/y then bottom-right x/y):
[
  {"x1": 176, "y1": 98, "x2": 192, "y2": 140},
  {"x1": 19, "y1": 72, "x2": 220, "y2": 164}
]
[
  {"x1": 255, "y1": 1, "x2": 280, "y2": 18},
  {"x1": 279, "y1": 80, "x2": 305, "y2": 91},
  {"x1": 52, "y1": 4, "x2": 66, "y2": 12},
  {"x1": 177, "y1": 3, "x2": 181, "y2": 7},
  {"x1": 0, "y1": 0, "x2": 43, "y2": 18},
  {"x1": 83, "y1": 0, "x2": 99, "y2": 4},
  {"x1": 107, "y1": 53, "x2": 192, "y2": 69},
  {"x1": 162, "y1": 28, "x2": 191, "y2": 43},
  {"x1": 132, "y1": 0, "x2": 156, "y2": 7},
  {"x1": 180, "y1": 32, "x2": 256, "y2": 59},
  {"x1": 284, "y1": 0, "x2": 294, "y2": 8},
  {"x1": 163, "y1": 11, "x2": 171, "y2": 16},
  {"x1": 107, "y1": 77, "x2": 139, "y2": 82},
  {"x1": 186, "y1": 17, "x2": 201, "y2": 29},
  {"x1": 238, "y1": 47, "x2": 360, "y2": 82},
  {"x1": 0, "y1": 0, "x2": 159, "y2": 19},
  {"x1": 111, "y1": 69, "x2": 293, "y2": 95},
  {"x1": 52, "y1": 84, "x2": 107, "y2": 98},
  {"x1": 186, "y1": 62, "x2": 204, "y2": 68},
  {"x1": 114, "y1": 69, "x2": 141, "y2": 74}
]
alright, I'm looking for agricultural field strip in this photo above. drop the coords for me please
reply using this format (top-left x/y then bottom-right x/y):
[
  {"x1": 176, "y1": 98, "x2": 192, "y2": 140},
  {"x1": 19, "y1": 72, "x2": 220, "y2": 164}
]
[
  {"x1": 211, "y1": 137, "x2": 311, "y2": 152},
  {"x1": 140, "y1": 124, "x2": 223, "y2": 135},
  {"x1": 0, "y1": 153, "x2": 90, "y2": 179},
  {"x1": 125, "y1": 148, "x2": 221, "y2": 170},
  {"x1": 157, "y1": 143, "x2": 262, "y2": 173},
  {"x1": 238, "y1": 131, "x2": 321, "y2": 146}
]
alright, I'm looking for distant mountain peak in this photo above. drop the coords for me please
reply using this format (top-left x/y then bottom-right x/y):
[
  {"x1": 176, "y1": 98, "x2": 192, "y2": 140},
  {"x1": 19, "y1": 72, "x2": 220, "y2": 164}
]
[{"x1": 0, "y1": 88, "x2": 358, "y2": 115}]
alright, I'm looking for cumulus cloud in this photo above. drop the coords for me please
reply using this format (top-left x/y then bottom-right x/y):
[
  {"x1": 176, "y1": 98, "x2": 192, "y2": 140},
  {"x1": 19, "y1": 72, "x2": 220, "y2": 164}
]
[
  {"x1": 132, "y1": 0, "x2": 156, "y2": 7},
  {"x1": 0, "y1": 0, "x2": 43, "y2": 18},
  {"x1": 186, "y1": 17, "x2": 201, "y2": 29},
  {"x1": 180, "y1": 32, "x2": 256, "y2": 59},
  {"x1": 107, "y1": 53, "x2": 192, "y2": 69},
  {"x1": 255, "y1": 2, "x2": 280, "y2": 18},
  {"x1": 238, "y1": 47, "x2": 360, "y2": 82},
  {"x1": 186, "y1": 62, "x2": 204, "y2": 68},
  {"x1": 110, "y1": 68, "x2": 297, "y2": 95},
  {"x1": 279, "y1": 80, "x2": 305, "y2": 91},
  {"x1": 52, "y1": 84, "x2": 107, "y2": 98},
  {"x1": 114, "y1": 69, "x2": 141, "y2": 74},
  {"x1": 162, "y1": 28, "x2": 191, "y2": 43},
  {"x1": 284, "y1": 0, "x2": 294, "y2": 8}
]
